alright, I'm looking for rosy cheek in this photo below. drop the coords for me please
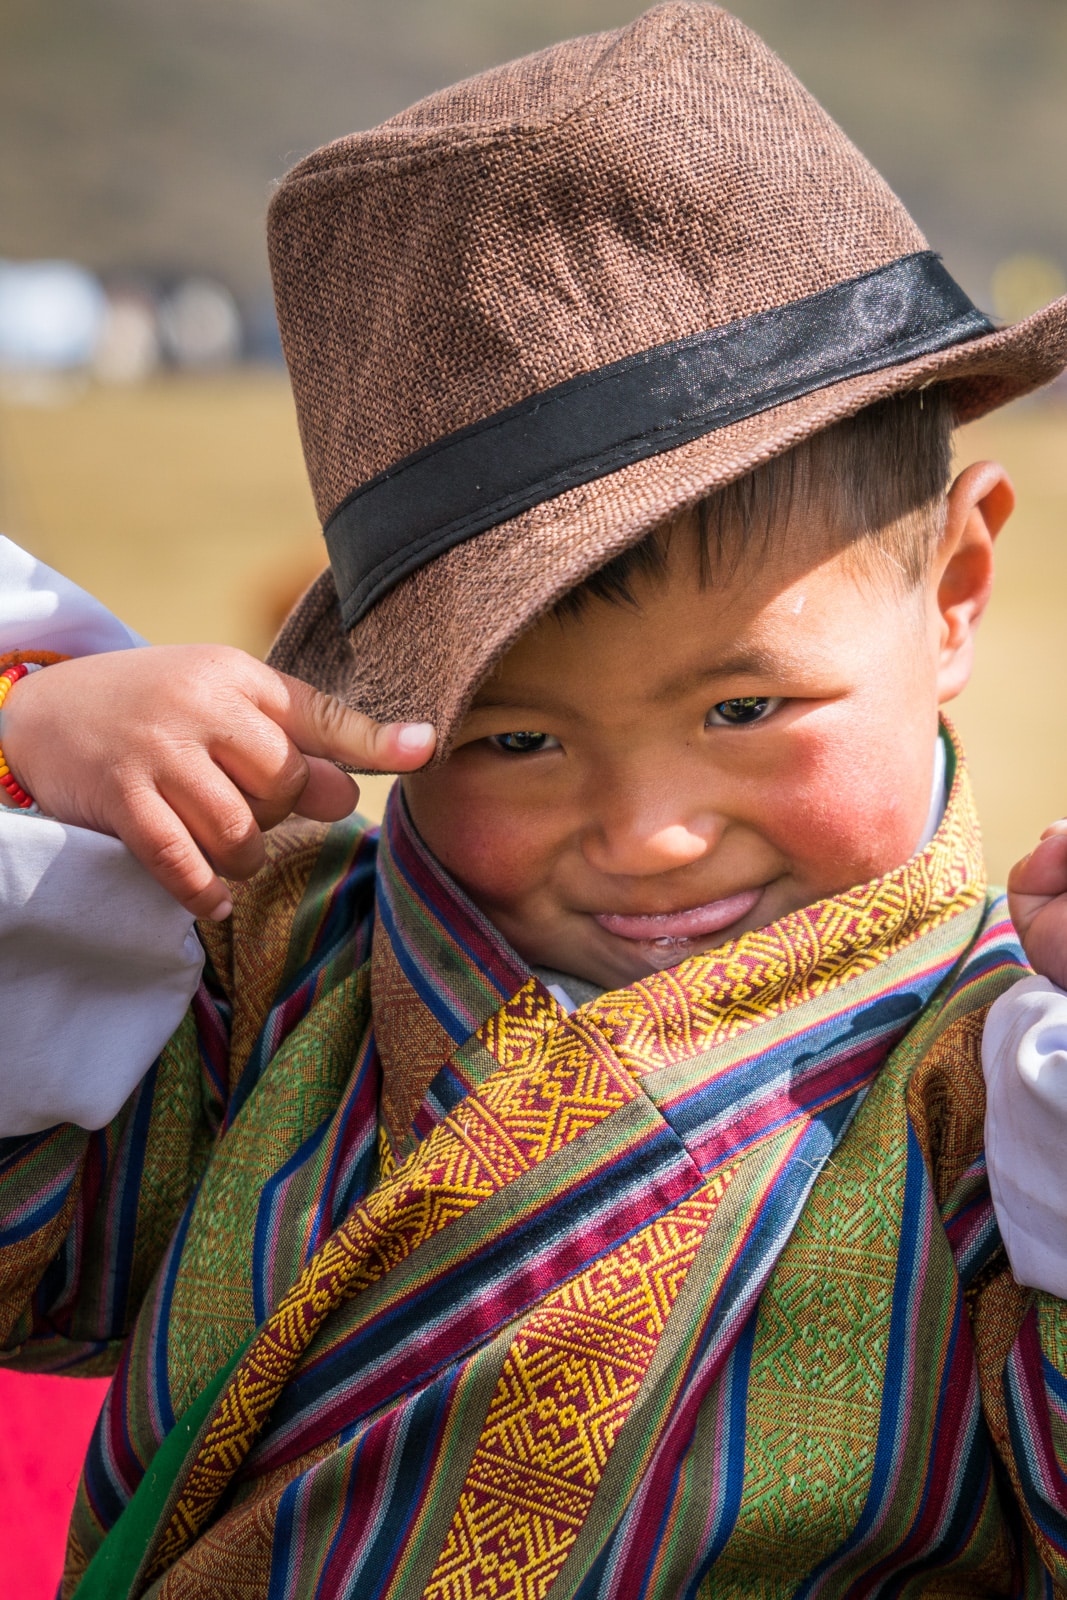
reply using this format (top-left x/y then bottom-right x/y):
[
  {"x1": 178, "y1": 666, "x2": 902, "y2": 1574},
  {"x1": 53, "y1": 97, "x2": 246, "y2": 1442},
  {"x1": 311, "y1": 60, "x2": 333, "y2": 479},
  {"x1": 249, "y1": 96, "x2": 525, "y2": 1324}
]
[
  {"x1": 751, "y1": 725, "x2": 923, "y2": 885},
  {"x1": 405, "y1": 771, "x2": 556, "y2": 907}
]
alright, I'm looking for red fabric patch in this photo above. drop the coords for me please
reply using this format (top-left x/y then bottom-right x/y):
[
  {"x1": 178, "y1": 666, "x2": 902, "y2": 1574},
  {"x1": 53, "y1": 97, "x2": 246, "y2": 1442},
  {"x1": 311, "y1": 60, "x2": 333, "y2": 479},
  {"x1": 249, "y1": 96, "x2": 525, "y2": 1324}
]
[{"x1": 0, "y1": 1370, "x2": 108, "y2": 1599}]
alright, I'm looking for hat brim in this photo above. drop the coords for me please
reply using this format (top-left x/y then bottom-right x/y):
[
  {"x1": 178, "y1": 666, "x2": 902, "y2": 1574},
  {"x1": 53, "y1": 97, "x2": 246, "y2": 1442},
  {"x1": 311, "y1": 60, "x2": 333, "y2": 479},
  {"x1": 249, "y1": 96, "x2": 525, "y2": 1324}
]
[{"x1": 269, "y1": 297, "x2": 1067, "y2": 762}]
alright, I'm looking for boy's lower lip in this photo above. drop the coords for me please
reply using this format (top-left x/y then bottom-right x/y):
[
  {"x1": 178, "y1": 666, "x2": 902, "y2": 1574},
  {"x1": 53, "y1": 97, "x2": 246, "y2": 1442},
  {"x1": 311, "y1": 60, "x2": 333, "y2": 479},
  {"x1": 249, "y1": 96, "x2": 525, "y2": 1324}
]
[{"x1": 593, "y1": 888, "x2": 763, "y2": 944}]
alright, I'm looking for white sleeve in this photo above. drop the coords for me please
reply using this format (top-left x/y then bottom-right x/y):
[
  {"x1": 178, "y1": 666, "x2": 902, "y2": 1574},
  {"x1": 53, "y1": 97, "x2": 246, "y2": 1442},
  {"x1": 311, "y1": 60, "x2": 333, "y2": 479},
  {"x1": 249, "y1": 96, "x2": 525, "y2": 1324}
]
[
  {"x1": 983, "y1": 974, "x2": 1067, "y2": 1297},
  {"x1": 0, "y1": 533, "x2": 147, "y2": 655},
  {"x1": 0, "y1": 536, "x2": 203, "y2": 1133}
]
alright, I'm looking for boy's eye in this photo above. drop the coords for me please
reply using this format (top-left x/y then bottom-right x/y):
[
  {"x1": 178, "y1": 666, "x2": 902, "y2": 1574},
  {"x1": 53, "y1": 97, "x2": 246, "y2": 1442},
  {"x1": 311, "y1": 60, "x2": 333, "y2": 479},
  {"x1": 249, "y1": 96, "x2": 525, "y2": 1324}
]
[
  {"x1": 490, "y1": 731, "x2": 559, "y2": 754},
  {"x1": 705, "y1": 696, "x2": 782, "y2": 727}
]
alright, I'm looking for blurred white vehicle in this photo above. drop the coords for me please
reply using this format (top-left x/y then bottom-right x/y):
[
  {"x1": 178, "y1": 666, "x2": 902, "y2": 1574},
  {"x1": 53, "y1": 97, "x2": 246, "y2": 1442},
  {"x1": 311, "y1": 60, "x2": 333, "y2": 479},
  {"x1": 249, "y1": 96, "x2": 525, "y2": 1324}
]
[{"x1": 0, "y1": 261, "x2": 106, "y2": 371}]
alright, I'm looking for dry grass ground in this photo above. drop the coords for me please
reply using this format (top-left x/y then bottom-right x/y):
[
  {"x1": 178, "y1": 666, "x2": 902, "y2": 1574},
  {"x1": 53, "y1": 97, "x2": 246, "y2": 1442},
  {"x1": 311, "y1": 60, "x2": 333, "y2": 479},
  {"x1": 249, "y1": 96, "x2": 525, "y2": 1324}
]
[{"x1": 0, "y1": 373, "x2": 1064, "y2": 880}]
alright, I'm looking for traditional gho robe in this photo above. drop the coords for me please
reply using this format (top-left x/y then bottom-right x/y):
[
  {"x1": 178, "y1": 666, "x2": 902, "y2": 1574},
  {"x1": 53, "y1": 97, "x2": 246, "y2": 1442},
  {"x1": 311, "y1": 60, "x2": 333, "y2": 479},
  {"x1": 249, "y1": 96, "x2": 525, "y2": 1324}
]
[{"x1": 3, "y1": 745, "x2": 1067, "y2": 1599}]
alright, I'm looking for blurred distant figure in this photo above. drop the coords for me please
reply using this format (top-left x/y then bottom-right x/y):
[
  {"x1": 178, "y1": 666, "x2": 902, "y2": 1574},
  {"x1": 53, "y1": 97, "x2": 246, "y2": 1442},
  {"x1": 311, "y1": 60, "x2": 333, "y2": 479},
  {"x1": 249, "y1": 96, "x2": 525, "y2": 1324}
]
[
  {"x1": 93, "y1": 284, "x2": 162, "y2": 385},
  {"x1": 159, "y1": 276, "x2": 242, "y2": 368}
]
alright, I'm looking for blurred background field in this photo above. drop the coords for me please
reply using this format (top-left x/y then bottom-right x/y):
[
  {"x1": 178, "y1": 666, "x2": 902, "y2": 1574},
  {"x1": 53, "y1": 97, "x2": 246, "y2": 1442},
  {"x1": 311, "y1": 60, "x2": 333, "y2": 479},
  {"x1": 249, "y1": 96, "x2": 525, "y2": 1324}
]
[
  {"x1": 1, "y1": 2, "x2": 1067, "y2": 1596},
  {"x1": 5, "y1": 0, "x2": 1067, "y2": 308}
]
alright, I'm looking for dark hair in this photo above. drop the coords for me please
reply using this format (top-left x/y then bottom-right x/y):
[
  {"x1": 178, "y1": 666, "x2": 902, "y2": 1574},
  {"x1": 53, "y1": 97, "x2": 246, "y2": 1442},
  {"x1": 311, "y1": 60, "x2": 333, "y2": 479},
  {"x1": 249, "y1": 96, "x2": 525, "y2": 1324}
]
[{"x1": 554, "y1": 387, "x2": 955, "y2": 620}]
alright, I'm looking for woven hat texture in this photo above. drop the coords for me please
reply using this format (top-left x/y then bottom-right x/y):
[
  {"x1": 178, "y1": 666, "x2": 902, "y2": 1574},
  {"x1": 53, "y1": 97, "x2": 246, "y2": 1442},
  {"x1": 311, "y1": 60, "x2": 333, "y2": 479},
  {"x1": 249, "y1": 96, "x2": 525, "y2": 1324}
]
[{"x1": 267, "y1": 0, "x2": 1067, "y2": 749}]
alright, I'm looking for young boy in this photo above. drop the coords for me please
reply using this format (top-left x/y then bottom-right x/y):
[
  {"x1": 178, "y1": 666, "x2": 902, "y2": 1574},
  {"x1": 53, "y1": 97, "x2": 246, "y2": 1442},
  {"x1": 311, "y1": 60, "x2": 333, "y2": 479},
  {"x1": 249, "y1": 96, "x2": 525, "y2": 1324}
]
[{"x1": 2, "y1": 5, "x2": 1067, "y2": 1595}]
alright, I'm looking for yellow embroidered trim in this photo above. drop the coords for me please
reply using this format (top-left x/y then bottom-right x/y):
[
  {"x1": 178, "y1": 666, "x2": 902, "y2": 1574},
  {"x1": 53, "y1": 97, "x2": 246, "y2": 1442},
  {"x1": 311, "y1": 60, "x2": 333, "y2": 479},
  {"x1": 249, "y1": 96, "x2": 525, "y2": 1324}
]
[
  {"x1": 377, "y1": 1121, "x2": 397, "y2": 1180},
  {"x1": 588, "y1": 735, "x2": 984, "y2": 1076},
  {"x1": 146, "y1": 976, "x2": 632, "y2": 1579},
  {"x1": 422, "y1": 1170, "x2": 735, "y2": 1600}
]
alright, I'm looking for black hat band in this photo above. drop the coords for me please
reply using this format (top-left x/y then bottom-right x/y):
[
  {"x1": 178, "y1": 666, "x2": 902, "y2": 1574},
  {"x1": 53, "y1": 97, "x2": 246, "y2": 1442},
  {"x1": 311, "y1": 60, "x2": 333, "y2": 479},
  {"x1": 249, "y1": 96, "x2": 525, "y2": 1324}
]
[{"x1": 326, "y1": 251, "x2": 992, "y2": 628}]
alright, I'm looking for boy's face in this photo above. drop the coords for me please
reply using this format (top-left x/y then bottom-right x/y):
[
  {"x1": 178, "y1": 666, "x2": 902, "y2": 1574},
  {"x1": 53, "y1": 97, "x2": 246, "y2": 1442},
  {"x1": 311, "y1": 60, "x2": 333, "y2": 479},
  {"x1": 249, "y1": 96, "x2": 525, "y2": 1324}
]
[{"x1": 403, "y1": 465, "x2": 1009, "y2": 989}]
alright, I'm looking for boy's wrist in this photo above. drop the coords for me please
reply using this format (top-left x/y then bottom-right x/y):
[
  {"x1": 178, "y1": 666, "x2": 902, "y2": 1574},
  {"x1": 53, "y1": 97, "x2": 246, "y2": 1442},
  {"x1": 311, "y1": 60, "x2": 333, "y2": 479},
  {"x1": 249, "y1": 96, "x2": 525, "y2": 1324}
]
[{"x1": 0, "y1": 663, "x2": 45, "y2": 814}]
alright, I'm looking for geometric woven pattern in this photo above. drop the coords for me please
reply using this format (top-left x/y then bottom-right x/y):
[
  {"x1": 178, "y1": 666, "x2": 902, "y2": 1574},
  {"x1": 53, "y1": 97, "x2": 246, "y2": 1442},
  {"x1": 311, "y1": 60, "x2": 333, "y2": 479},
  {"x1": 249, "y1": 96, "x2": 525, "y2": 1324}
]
[
  {"x1": 14, "y1": 732, "x2": 1067, "y2": 1597},
  {"x1": 423, "y1": 1173, "x2": 735, "y2": 1600},
  {"x1": 146, "y1": 977, "x2": 637, "y2": 1580}
]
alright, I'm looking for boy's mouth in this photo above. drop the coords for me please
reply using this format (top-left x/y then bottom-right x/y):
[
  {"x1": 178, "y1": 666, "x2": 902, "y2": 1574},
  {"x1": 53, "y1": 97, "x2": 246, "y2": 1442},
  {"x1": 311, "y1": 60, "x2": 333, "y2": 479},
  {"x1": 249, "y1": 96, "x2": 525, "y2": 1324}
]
[{"x1": 593, "y1": 888, "x2": 762, "y2": 948}]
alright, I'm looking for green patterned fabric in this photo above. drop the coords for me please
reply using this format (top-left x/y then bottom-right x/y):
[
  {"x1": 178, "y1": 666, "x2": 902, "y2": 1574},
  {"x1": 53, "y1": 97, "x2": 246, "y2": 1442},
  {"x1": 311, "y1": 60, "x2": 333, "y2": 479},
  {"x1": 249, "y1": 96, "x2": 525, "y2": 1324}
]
[{"x1": 1, "y1": 766, "x2": 1067, "y2": 1598}]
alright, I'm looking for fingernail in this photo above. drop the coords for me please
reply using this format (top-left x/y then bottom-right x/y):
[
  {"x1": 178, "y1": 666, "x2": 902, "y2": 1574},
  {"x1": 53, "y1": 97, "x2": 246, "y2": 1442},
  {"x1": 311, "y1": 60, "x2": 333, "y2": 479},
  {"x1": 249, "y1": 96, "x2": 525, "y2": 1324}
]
[
  {"x1": 209, "y1": 899, "x2": 233, "y2": 922},
  {"x1": 395, "y1": 722, "x2": 436, "y2": 753}
]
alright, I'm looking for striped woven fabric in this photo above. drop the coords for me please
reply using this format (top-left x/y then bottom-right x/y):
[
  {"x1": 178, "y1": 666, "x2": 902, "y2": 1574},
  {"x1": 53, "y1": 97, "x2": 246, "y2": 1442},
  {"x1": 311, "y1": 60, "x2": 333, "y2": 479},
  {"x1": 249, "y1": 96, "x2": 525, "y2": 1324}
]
[{"x1": 2, "y1": 745, "x2": 1067, "y2": 1597}]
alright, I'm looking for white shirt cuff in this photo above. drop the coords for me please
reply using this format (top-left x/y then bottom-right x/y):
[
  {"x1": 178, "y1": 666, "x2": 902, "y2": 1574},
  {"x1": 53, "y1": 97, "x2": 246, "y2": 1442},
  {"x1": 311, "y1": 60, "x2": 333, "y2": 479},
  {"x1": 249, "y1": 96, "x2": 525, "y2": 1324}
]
[{"x1": 984, "y1": 974, "x2": 1067, "y2": 1298}]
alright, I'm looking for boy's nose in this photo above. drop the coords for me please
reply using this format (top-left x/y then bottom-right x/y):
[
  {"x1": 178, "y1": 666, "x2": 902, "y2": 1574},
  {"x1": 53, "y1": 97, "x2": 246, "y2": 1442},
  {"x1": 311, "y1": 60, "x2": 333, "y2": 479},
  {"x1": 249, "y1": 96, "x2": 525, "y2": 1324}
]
[{"x1": 581, "y1": 798, "x2": 722, "y2": 878}]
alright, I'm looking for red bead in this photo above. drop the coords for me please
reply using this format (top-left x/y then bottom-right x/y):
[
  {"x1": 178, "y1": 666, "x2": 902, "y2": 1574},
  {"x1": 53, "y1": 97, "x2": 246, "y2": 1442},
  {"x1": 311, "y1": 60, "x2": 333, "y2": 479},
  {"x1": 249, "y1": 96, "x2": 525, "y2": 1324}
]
[
  {"x1": 0, "y1": 765, "x2": 32, "y2": 807},
  {"x1": 0, "y1": 663, "x2": 38, "y2": 810}
]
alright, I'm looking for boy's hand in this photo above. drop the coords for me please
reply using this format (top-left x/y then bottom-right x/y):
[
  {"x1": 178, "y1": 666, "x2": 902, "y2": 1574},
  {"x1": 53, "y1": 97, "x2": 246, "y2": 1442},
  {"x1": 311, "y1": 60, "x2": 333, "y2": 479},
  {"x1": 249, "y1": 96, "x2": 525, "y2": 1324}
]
[
  {"x1": 0, "y1": 646, "x2": 435, "y2": 921},
  {"x1": 1008, "y1": 822, "x2": 1067, "y2": 991}
]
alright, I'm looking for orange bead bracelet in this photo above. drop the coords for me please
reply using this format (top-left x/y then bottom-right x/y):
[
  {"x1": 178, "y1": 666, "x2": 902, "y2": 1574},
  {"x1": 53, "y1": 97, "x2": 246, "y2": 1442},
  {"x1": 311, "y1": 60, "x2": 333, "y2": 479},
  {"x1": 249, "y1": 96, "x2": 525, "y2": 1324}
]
[{"x1": 0, "y1": 663, "x2": 40, "y2": 812}]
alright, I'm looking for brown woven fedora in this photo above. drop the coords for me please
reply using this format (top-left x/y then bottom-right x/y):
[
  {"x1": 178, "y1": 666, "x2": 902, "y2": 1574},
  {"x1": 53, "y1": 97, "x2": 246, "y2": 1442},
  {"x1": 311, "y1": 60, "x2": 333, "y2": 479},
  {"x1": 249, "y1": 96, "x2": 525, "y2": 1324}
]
[{"x1": 267, "y1": 0, "x2": 1067, "y2": 755}]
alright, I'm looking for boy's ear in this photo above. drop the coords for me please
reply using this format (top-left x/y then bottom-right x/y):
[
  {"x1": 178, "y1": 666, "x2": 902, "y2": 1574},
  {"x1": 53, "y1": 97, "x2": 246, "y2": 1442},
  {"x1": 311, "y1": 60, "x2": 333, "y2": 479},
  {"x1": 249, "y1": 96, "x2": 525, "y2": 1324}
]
[{"x1": 935, "y1": 459, "x2": 1015, "y2": 705}]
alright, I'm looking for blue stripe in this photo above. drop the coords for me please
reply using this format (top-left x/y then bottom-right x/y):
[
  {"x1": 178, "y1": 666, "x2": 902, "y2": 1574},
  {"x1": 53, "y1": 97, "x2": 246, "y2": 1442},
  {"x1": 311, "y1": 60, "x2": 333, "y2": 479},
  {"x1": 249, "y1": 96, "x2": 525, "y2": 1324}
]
[
  {"x1": 424, "y1": 1063, "x2": 468, "y2": 1117},
  {"x1": 1043, "y1": 1353, "x2": 1067, "y2": 1414},
  {"x1": 316, "y1": 1040, "x2": 382, "y2": 1232},
  {"x1": 383, "y1": 801, "x2": 520, "y2": 1000},
  {"x1": 229, "y1": 835, "x2": 378, "y2": 1121},
  {"x1": 107, "y1": 1062, "x2": 160, "y2": 1331},
  {"x1": 657, "y1": 988, "x2": 927, "y2": 1150},
  {"x1": 346, "y1": 1375, "x2": 458, "y2": 1598},
  {"x1": 82, "y1": 1175, "x2": 208, "y2": 1532},
  {"x1": 1005, "y1": 1347, "x2": 1067, "y2": 1549},
  {"x1": 151, "y1": 1190, "x2": 200, "y2": 1436},
  {"x1": 267, "y1": 1470, "x2": 303, "y2": 1600},
  {"x1": 260, "y1": 1125, "x2": 701, "y2": 1448},
  {"x1": 0, "y1": 1177, "x2": 74, "y2": 1246},
  {"x1": 882, "y1": 1322, "x2": 991, "y2": 1592},
  {"x1": 375, "y1": 876, "x2": 473, "y2": 1042},
  {"x1": 252, "y1": 1120, "x2": 333, "y2": 1325},
  {"x1": 0, "y1": 1126, "x2": 61, "y2": 1170},
  {"x1": 685, "y1": 1309, "x2": 760, "y2": 1590},
  {"x1": 795, "y1": 1118, "x2": 930, "y2": 1593}
]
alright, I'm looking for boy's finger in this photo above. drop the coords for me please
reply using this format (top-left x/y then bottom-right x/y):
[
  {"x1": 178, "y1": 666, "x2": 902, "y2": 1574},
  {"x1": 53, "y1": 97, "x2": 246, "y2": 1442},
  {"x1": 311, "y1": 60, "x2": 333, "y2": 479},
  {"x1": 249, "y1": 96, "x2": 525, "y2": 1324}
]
[
  {"x1": 156, "y1": 760, "x2": 272, "y2": 880},
  {"x1": 210, "y1": 720, "x2": 359, "y2": 826},
  {"x1": 117, "y1": 788, "x2": 234, "y2": 921},
  {"x1": 258, "y1": 673, "x2": 436, "y2": 772},
  {"x1": 292, "y1": 757, "x2": 361, "y2": 822},
  {"x1": 1008, "y1": 831, "x2": 1067, "y2": 898},
  {"x1": 210, "y1": 718, "x2": 313, "y2": 814}
]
